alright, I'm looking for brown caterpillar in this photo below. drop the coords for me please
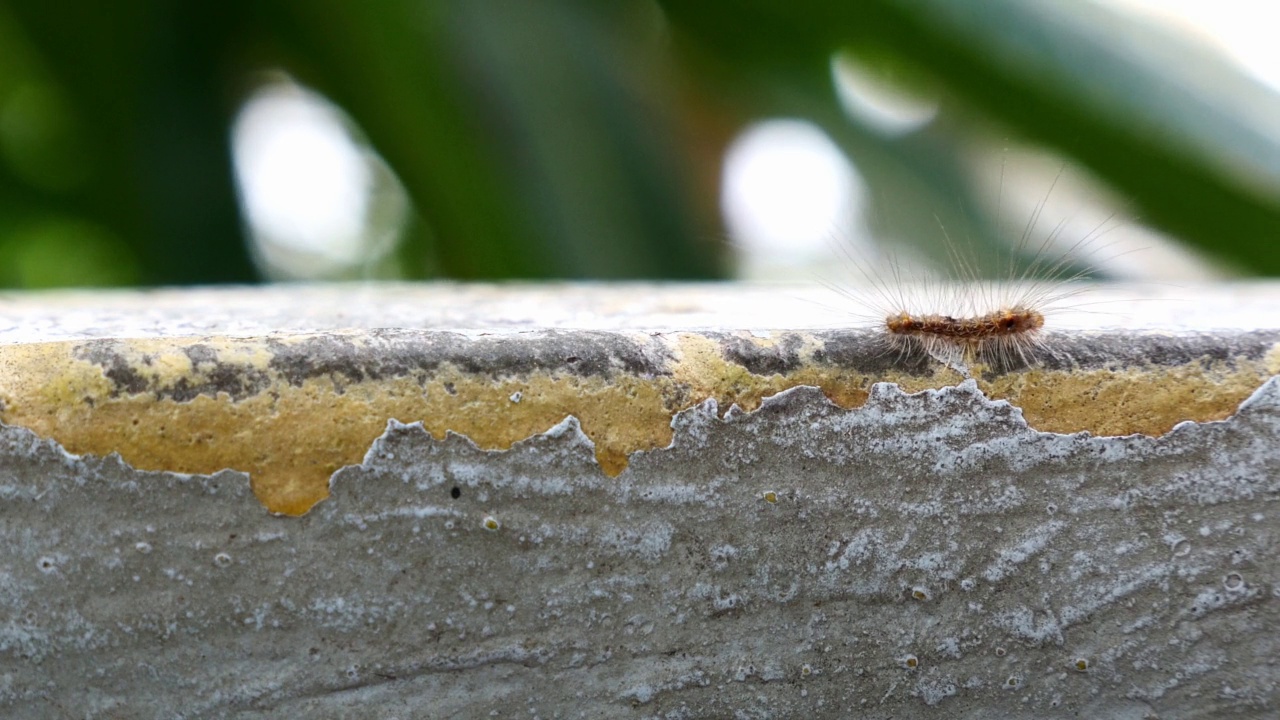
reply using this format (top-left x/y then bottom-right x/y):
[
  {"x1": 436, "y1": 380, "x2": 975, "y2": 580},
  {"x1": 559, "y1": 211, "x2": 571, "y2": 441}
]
[{"x1": 883, "y1": 305, "x2": 1049, "y2": 370}]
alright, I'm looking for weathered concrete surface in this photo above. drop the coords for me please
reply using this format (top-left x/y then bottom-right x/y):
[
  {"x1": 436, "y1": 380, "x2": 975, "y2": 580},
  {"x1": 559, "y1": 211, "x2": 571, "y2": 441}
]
[
  {"x1": 0, "y1": 283, "x2": 1278, "y2": 718},
  {"x1": 0, "y1": 284, "x2": 1276, "y2": 516}
]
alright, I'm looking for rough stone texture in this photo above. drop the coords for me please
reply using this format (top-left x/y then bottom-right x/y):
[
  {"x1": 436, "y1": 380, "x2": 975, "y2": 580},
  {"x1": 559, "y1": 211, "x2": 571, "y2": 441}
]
[
  {"x1": 0, "y1": 378, "x2": 1276, "y2": 718},
  {"x1": 3, "y1": 285, "x2": 1276, "y2": 518},
  {"x1": 0, "y1": 284, "x2": 1278, "y2": 718}
]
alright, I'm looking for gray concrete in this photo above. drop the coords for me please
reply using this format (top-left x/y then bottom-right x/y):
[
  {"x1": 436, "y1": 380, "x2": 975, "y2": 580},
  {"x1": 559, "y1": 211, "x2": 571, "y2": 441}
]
[
  {"x1": 0, "y1": 283, "x2": 1277, "y2": 718},
  {"x1": 0, "y1": 281, "x2": 1277, "y2": 338}
]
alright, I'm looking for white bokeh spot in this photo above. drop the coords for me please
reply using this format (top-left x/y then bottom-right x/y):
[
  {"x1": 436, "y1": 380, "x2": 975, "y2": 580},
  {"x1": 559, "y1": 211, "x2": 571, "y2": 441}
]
[
  {"x1": 721, "y1": 119, "x2": 866, "y2": 279},
  {"x1": 232, "y1": 79, "x2": 406, "y2": 279}
]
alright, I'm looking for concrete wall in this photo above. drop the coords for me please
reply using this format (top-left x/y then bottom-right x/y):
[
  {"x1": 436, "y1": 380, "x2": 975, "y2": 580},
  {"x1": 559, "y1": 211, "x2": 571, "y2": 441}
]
[{"x1": 0, "y1": 285, "x2": 1277, "y2": 718}]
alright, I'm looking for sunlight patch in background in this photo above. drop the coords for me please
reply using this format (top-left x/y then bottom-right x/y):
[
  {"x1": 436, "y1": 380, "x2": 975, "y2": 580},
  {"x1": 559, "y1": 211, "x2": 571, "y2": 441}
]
[
  {"x1": 723, "y1": 42, "x2": 1223, "y2": 284},
  {"x1": 720, "y1": 119, "x2": 868, "y2": 280},
  {"x1": 232, "y1": 78, "x2": 409, "y2": 280},
  {"x1": 1107, "y1": 0, "x2": 1280, "y2": 94}
]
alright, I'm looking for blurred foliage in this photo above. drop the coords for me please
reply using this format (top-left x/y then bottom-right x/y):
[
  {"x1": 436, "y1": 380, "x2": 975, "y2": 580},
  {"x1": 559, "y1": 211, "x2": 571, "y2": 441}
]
[{"x1": 3, "y1": 0, "x2": 1280, "y2": 286}]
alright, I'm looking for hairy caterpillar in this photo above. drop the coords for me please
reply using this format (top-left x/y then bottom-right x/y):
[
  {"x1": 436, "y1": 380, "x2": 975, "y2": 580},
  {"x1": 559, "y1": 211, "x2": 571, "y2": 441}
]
[{"x1": 829, "y1": 170, "x2": 1123, "y2": 375}]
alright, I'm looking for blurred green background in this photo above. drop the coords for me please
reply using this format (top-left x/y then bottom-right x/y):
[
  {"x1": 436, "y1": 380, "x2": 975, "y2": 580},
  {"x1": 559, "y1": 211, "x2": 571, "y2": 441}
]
[{"x1": 3, "y1": 0, "x2": 1280, "y2": 287}]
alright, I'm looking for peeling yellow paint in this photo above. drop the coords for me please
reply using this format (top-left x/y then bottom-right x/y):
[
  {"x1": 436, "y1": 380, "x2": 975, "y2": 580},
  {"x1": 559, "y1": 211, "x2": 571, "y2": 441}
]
[
  {"x1": 982, "y1": 360, "x2": 1274, "y2": 436},
  {"x1": 0, "y1": 331, "x2": 1274, "y2": 517}
]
